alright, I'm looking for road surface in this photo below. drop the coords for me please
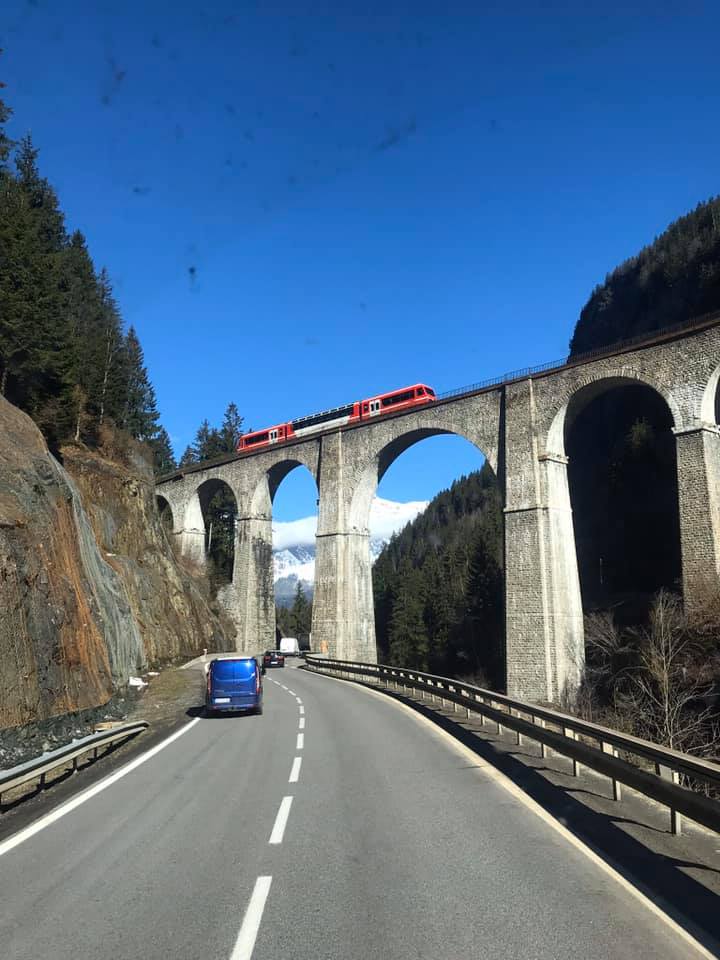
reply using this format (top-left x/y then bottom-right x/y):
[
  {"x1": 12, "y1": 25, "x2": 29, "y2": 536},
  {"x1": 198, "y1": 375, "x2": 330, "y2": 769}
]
[{"x1": 0, "y1": 662, "x2": 706, "y2": 959}]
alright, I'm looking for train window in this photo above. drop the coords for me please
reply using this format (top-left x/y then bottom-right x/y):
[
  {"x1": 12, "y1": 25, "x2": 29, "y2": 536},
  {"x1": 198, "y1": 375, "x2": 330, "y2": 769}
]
[
  {"x1": 382, "y1": 390, "x2": 413, "y2": 407},
  {"x1": 246, "y1": 432, "x2": 269, "y2": 444}
]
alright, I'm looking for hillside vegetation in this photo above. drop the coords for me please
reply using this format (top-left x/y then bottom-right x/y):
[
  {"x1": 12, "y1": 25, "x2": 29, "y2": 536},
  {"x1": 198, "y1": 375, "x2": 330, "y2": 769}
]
[
  {"x1": 373, "y1": 463, "x2": 503, "y2": 686},
  {"x1": 570, "y1": 196, "x2": 720, "y2": 355},
  {"x1": 0, "y1": 79, "x2": 174, "y2": 473}
]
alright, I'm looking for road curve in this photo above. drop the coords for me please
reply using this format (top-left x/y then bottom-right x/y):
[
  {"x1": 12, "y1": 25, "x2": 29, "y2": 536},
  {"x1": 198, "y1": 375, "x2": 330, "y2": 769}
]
[{"x1": 0, "y1": 663, "x2": 706, "y2": 960}]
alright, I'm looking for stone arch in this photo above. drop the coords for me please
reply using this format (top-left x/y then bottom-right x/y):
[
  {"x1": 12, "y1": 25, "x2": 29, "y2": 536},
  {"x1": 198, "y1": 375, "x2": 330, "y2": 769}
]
[
  {"x1": 156, "y1": 493, "x2": 174, "y2": 531},
  {"x1": 700, "y1": 363, "x2": 720, "y2": 425},
  {"x1": 249, "y1": 457, "x2": 319, "y2": 518},
  {"x1": 182, "y1": 477, "x2": 239, "y2": 578},
  {"x1": 548, "y1": 372, "x2": 681, "y2": 621},
  {"x1": 348, "y1": 426, "x2": 492, "y2": 534},
  {"x1": 546, "y1": 371, "x2": 680, "y2": 456}
]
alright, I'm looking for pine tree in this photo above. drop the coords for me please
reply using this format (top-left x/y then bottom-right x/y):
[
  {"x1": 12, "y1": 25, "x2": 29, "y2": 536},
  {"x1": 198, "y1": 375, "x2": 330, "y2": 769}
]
[
  {"x1": 151, "y1": 427, "x2": 177, "y2": 476},
  {"x1": 220, "y1": 401, "x2": 244, "y2": 452},
  {"x1": 0, "y1": 134, "x2": 74, "y2": 441},
  {"x1": 0, "y1": 59, "x2": 14, "y2": 172},
  {"x1": 179, "y1": 445, "x2": 196, "y2": 468},
  {"x1": 83, "y1": 268, "x2": 124, "y2": 430},
  {"x1": 121, "y1": 326, "x2": 160, "y2": 441},
  {"x1": 288, "y1": 581, "x2": 311, "y2": 640},
  {"x1": 388, "y1": 560, "x2": 428, "y2": 669}
]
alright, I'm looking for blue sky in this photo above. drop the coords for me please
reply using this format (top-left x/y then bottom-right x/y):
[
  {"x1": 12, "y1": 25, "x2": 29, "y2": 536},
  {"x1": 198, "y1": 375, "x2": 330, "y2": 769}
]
[{"x1": 3, "y1": 1, "x2": 719, "y2": 520}]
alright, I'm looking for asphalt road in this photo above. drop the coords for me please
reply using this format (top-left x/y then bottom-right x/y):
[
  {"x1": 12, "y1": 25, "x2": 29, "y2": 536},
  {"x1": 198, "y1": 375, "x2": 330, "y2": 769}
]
[{"x1": 0, "y1": 662, "x2": 708, "y2": 960}]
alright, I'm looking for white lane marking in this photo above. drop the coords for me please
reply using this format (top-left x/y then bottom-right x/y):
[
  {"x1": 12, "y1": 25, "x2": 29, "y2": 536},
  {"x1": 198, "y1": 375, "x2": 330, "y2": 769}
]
[
  {"x1": 0, "y1": 718, "x2": 201, "y2": 859},
  {"x1": 299, "y1": 705, "x2": 305, "y2": 715},
  {"x1": 230, "y1": 875, "x2": 272, "y2": 960},
  {"x1": 287, "y1": 689, "x2": 296, "y2": 696},
  {"x1": 269, "y1": 796, "x2": 293, "y2": 845},
  {"x1": 296, "y1": 733, "x2": 304, "y2": 750},
  {"x1": 295, "y1": 697, "x2": 302, "y2": 705},
  {"x1": 280, "y1": 685, "x2": 288, "y2": 690},
  {"x1": 310, "y1": 672, "x2": 716, "y2": 960},
  {"x1": 298, "y1": 717, "x2": 305, "y2": 730},
  {"x1": 289, "y1": 757, "x2": 302, "y2": 783}
]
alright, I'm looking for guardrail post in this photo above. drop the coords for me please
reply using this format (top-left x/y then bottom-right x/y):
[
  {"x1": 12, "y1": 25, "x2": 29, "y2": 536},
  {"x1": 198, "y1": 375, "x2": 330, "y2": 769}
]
[
  {"x1": 564, "y1": 727, "x2": 580, "y2": 776},
  {"x1": 535, "y1": 718, "x2": 547, "y2": 758},
  {"x1": 656, "y1": 763, "x2": 683, "y2": 834},
  {"x1": 510, "y1": 709, "x2": 522, "y2": 745},
  {"x1": 602, "y1": 742, "x2": 622, "y2": 801}
]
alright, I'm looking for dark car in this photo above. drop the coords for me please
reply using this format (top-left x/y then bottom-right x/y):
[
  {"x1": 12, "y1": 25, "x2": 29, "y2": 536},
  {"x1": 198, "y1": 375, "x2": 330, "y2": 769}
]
[
  {"x1": 263, "y1": 650, "x2": 285, "y2": 669},
  {"x1": 205, "y1": 657, "x2": 264, "y2": 715}
]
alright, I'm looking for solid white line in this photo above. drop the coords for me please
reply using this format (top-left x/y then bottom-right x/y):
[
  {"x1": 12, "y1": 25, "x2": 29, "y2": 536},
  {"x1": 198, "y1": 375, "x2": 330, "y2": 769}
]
[
  {"x1": 288, "y1": 757, "x2": 302, "y2": 783},
  {"x1": 295, "y1": 696, "x2": 302, "y2": 705},
  {"x1": 229, "y1": 875, "x2": 272, "y2": 960},
  {"x1": 0, "y1": 718, "x2": 201, "y2": 859},
  {"x1": 296, "y1": 733, "x2": 304, "y2": 750},
  {"x1": 299, "y1": 705, "x2": 305, "y2": 715},
  {"x1": 269, "y1": 796, "x2": 293, "y2": 845},
  {"x1": 298, "y1": 717, "x2": 305, "y2": 730}
]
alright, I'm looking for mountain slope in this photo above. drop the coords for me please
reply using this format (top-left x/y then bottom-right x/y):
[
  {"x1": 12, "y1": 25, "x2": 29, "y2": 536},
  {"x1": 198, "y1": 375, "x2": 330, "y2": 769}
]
[
  {"x1": 372, "y1": 463, "x2": 503, "y2": 686},
  {"x1": 570, "y1": 196, "x2": 720, "y2": 356}
]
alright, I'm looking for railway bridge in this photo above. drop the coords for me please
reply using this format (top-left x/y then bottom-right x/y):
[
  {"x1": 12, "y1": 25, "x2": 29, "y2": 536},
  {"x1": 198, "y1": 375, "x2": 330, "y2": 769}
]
[{"x1": 156, "y1": 316, "x2": 720, "y2": 701}]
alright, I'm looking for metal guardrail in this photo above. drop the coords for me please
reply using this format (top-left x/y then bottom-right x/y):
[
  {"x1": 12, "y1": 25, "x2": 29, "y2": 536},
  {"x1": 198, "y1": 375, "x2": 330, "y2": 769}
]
[
  {"x1": 305, "y1": 656, "x2": 720, "y2": 836},
  {"x1": 436, "y1": 308, "x2": 720, "y2": 402},
  {"x1": 0, "y1": 721, "x2": 149, "y2": 808}
]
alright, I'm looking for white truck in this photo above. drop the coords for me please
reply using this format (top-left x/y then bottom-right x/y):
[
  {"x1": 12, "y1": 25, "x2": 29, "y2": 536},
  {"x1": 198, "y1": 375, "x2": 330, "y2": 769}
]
[{"x1": 279, "y1": 636, "x2": 301, "y2": 657}]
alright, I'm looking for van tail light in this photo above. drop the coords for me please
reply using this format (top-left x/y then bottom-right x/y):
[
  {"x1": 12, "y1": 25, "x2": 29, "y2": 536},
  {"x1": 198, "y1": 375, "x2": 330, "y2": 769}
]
[
  {"x1": 207, "y1": 671, "x2": 212, "y2": 696},
  {"x1": 256, "y1": 670, "x2": 261, "y2": 694}
]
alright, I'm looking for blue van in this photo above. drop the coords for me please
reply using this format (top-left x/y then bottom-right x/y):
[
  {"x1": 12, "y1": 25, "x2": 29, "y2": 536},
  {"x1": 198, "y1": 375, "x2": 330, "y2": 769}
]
[{"x1": 205, "y1": 657, "x2": 264, "y2": 715}]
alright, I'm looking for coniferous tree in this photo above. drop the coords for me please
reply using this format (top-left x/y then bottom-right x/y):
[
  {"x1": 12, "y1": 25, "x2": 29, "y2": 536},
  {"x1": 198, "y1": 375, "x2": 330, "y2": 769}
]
[
  {"x1": 179, "y1": 445, "x2": 196, "y2": 468},
  {"x1": 288, "y1": 581, "x2": 312, "y2": 640},
  {"x1": 151, "y1": 427, "x2": 177, "y2": 476},
  {"x1": 122, "y1": 326, "x2": 160, "y2": 441},
  {"x1": 0, "y1": 80, "x2": 171, "y2": 460},
  {"x1": 220, "y1": 401, "x2": 244, "y2": 452},
  {"x1": 0, "y1": 65, "x2": 13, "y2": 171}
]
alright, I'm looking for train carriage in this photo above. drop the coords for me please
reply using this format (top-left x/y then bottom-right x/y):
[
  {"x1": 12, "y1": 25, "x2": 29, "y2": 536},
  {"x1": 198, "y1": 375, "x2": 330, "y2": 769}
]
[{"x1": 236, "y1": 384, "x2": 435, "y2": 452}]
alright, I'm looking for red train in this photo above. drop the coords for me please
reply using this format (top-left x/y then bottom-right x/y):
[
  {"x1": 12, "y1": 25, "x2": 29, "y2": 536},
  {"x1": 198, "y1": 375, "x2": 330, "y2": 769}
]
[{"x1": 237, "y1": 383, "x2": 436, "y2": 451}]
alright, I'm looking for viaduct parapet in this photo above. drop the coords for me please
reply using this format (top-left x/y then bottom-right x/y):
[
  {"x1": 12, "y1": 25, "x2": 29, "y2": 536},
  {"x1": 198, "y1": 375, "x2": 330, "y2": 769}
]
[{"x1": 157, "y1": 318, "x2": 720, "y2": 702}]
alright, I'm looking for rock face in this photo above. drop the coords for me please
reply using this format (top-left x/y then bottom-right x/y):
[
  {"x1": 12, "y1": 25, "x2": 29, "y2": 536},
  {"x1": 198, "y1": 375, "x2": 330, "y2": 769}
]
[{"x1": 0, "y1": 397, "x2": 227, "y2": 731}]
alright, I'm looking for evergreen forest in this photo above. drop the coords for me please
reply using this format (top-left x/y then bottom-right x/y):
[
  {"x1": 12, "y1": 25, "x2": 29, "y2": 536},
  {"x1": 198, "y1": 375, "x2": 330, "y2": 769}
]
[
  {"x1": 373, "y1": 463, "x2": 503, "y2": 686},
  {"x1": 570, "y1": 195, "x2": 720, "y2": 356},
  {"x1": 0, "y1": 77, "x2": 174, "y2": 475}
]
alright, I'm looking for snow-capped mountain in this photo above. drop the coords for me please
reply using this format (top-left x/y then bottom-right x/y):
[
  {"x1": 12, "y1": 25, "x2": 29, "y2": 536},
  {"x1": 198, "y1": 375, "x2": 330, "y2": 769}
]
[{"x1": 273, "y1": 496, "x2": 427, "y2": 605}]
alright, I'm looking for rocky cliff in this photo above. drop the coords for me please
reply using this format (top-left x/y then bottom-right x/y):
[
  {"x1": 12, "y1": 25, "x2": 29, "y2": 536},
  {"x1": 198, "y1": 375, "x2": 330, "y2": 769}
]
[{"x1": 0, "y1": 396, "x2": 228, "y2": 731}]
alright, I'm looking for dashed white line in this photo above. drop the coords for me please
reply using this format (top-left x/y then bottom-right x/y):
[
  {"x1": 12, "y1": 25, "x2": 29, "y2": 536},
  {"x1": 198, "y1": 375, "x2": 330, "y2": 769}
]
[
  {"x1": 269, "y1": 796, "x2": 293, "y2": 845},
  {"x1": 299, "y1": 705, "x2": 305, "y2": 715},
  {"x1": 296, "y1": 733, "x2": 304, "y2": 750},
  {"x1": 295, "y1": 696, "x2": 302, "y2": 705},
  {"x1": 230, "y1": 875, "x2": 272, "y2": 960},
  {"x1": 289, "y1": 757, "x2": 302, "y2": 783},
  {"x1": 280, "y1": 685, "x2": 288, "y2": 691},
  {"x1": 287, "y1": 689, "x2": 296, "y2": 696},
  {"x1": 298, "y1": 717, "x2": 305, "y2": 730},
  {"x1": 0, "y1": 718, "x2": 201, "y2": 859}
]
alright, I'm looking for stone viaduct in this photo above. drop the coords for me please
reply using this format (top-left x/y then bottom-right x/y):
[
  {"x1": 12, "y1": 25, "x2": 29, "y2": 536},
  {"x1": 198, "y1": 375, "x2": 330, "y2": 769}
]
[{"x1": 156, "y1": 317, "x2": 720, "y2": 702}]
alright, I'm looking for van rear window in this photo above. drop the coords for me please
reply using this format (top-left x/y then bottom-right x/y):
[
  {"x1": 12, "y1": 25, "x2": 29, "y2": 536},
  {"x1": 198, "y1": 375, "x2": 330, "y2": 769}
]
[{"x1": 211, "y1": 659, "x2": 256, "y2": 680}]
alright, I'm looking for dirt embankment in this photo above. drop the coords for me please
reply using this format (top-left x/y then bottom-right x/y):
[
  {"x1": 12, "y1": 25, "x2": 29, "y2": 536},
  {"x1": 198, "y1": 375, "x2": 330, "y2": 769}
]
[{"x1": 0, "y1": 395, "x2": 230, "y2": 737}]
